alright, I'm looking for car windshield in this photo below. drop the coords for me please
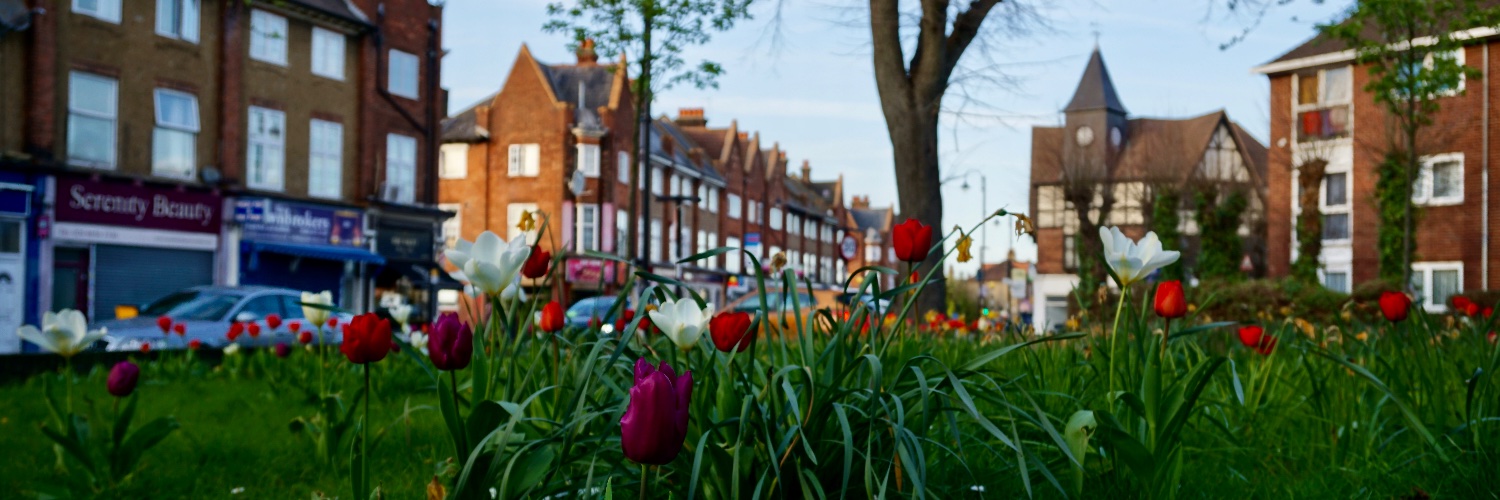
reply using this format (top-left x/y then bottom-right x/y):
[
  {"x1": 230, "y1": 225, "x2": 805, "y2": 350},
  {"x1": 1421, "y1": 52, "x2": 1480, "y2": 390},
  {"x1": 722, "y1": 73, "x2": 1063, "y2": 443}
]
[
  {"x1": 567, "y1": 297, "x2": 621, "y2": 320},
  {"x1": 139, "y1": 291, "x2": 240, "y2": 321},
  {"x1": 735, "y1": 292, "x2": 814, "y2": 312}
]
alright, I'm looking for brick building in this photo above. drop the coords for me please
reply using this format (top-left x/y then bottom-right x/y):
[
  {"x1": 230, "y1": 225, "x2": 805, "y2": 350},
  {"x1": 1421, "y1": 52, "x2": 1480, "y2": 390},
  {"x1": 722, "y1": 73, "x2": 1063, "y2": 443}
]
[
  {"x1": 1254, "y1": 24, "x2": 1500, "y2": 311},
  {"x1": 0, "y1": 0, "x2": 448, "y2": 352},
  {"x1": 843, "y1": 195, "x2": 898, "y2": 290},
  {"x1": 1029, "y1": 47, "x2": 1267, "y2": 331}
]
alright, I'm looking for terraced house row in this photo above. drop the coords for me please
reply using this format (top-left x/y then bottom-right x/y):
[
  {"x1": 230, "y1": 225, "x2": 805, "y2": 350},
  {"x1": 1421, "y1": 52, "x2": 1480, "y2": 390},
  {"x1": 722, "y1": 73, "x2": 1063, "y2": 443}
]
[
  {"x1": 439, "y1": 42, "x2": 901, "y2": 306},
  {"x1": 0, "y1": 0, "x2": 450, "y2": 353}
]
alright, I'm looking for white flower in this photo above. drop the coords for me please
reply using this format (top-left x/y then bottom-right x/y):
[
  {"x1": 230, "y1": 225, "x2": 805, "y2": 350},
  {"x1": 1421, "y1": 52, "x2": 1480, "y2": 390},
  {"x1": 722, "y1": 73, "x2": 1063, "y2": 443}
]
[
  {"x1": 224, "y1": 343, "x2": 242, "y2": 356},
  {"x1": 445, "y1": 231, "x2": 530, "y2": 296},
  {"x1": 301, "y1": 291, "x2": 334, "y2": 327},
  {"x1": 16, "y1": 309, "x2": 105, "y2": 358},
  {"x1": 500, "y1": 280, "x2": 527, "y2": 304},
  {"x1": 649, "y1": 298, "x2": 713, "y2": 351},
  {"x1": 408, "y1": 330, "x2": 429, "y2": 355},
  {"x1": 1099, "y1": 226, "x2": 1180, "y2": 287},
  {"x1": 389, "y1": 303, "x2": 412, "y2": 332}
]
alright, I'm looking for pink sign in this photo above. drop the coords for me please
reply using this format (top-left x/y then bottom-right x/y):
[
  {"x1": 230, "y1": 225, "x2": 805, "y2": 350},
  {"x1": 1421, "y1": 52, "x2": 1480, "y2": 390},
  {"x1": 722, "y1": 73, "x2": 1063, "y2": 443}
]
[
  {"x1": 56, "y1": 177, "x2": 220, "y2": 233},
  {"x1": 566, "y1": 258, "x2": 616, "y2": 283}
]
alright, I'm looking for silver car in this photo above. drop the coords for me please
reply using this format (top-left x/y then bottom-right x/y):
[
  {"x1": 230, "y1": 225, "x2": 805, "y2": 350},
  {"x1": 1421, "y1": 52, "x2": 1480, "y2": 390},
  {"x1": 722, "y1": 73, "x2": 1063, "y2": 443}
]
[{"x1": 98, "y1": 285, "x2": 350, "y2": 352}]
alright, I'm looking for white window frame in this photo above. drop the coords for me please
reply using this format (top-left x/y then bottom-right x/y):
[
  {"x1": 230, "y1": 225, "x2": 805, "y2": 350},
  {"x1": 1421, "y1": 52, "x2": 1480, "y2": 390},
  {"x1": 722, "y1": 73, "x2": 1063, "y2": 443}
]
[
  {"x1": 311, "y1": 27, "x2": 347, "y2": 81},
  {"x1": 576, "y1": 204, "x2": 600, "y2": 252},
  {"x1": 507, "y1": 203, "x2": 539, "y2": 242},
  {"x1": 156, "y1": 0, "x2": 200, "y2": 42},
  {"x1": 1413, "y1": 153, "x2": 1464, "y2": 206},
  {"x1": 439, "y1": 203, "x2": 462, "y2": 249},
  {"x1": 247, "y1": 106, "x2": 287, "y2": 191},
  {"x1": 1411, "y1": 261, "x2": 1464, "y2": 311},
  {"x1": 651, "y1": 168, "x2": 664, "y2": 195},
  {"x1": 1317, "y1": 267, "x2": 1351, "y2": 293},
  {"x1": 726, "y1": 236, "x2": 742, "y2": 274},
  {"x1": 617, "y1": 151, "x2": 631, "y2": 184},
  {"x1": 151, "y1": 88, "x2": 200, "y2": 180},
  {"x1": 770, "y1": 207, "x2": 783, "y2": 230},
  {"x1": 388, "y1": 49, "x2": 420, "y2": 100},
  {"x1": 577, "y1": 143, "x2": 601, "y2": 178},
  {"x1": 1319, "y1": 167, "x2": 1351, "y2": 244},
  {"x1": 439, "y1": 143, "x2": 469, "y2": 180},
  {"x1": 308, "y1": 119, "x2": 343, "y2": 199},
  {"x1": 67, "y1": 72, "x2": 118, "y2": 169},
  {"x1": 73, "y1": 0, "x2": 121, "y2": 23},
  {"x1": 650, "y1": 220, "x2": 663, "y2": 263},
  {"x1": 249, "y1": 10, "x2": 288, "y2": 66},
  {"x1": 728, "y1": 193, "x2": 742, "y2": 219},
  {"x1": 386, "y1": 134, "x2": 418, "y2": 204},
  {"x1": 507, "y1": 144, "x2": 540, "y2": 177}
]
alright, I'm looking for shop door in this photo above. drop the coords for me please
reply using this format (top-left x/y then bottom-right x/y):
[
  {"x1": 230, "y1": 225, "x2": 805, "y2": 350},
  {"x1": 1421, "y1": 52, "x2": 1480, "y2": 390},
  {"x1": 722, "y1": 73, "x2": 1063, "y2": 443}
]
[
  {"x1": 94, "y1": 245, "x2": 214, "y2": 320},
  {"x1": 0, "y1": 219, "x2": 24, "y2": 353},
  {"x1": 52, "y1": 247, "x2": 90, "y2": 319}
]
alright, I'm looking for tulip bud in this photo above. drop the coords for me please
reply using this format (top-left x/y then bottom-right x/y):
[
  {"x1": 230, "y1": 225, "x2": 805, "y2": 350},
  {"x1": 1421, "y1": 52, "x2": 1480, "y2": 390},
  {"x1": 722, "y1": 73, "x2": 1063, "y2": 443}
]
[
  {"x1": 1379, "y1": 291, "x2": 1411, "y2": 323},
  {"x1": 274, "y1": 342, "x2": 291, "y2": 358},
  {"x1": 1153, "y1": 281, "x2": 1187, "y2": 319},
  {"x1": 620, "y1": 358, "x2": 692, "y2": 465},
  {"x1": 288, "y1": 321, "x2": 302, "y2": 334},
  {"x1": 1237, "y1": 325, "x2": 1276, "y2": 356},
  {"x1": 107, "y1": 361, "x2": 140, "y2": 397},
  {"x1": 709, "y1": 312, "x2": 754, "y2": 353},
  {"x1": 298, "y1": 331, "x2": 314, "y2": 345},
  {"x1": 265, "y1": 314, "x2": 282, "y2": 331},
  {"x1": 339, "y1": 313, "x2": 393, "y2": 364},
  {"x1": 188, "y1": 339, "x2": 203, "y2": 350},
  {"x1": 892, "y1": 218, "x2": 933, "y2": 263},
  {"x1": 537, "y1": 301, "x2": 565, "y2": 333},
  {"x1": 172, "y1": 323, "x2": 186, "y2": 336},
  {"x1": 522, "y1": 247, "x2": 551, "y2": 280},
  {"x1": 156, "y1": 316, "x2": 172, "y2": 334},
  {"x1": 429, "y1": 312, "x2": 473, "y2": 371}
]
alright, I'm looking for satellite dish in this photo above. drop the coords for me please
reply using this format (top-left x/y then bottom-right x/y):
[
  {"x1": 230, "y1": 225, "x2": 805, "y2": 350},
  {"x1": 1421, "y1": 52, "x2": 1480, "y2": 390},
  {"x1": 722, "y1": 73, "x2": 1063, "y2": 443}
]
[
  {"x1": 569, "y1": 169, "x2": 587, "y2": 197},
  {"x1": 200, "y1": 165, "x2": 223, "y2": 185}
]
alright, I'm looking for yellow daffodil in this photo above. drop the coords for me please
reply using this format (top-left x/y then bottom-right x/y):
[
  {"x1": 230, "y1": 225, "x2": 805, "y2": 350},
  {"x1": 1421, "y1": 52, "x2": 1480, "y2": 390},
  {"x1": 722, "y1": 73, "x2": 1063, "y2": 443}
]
[
  {"x1": 955, "y1": 230, "x2": 974, "y2": 263},
  {"x1": 1295, "y1": 318, "x2": 1315, "y2": 338},
  {"x1": 517, "y1": 210, "x2": 536, "y2": 232},
  {"x1": 1355, "y1": 331, "x2": 1369, "y2": 342},
  {"x1": 1014, "y1": 213, "x2": 1035, "y2": 238}
]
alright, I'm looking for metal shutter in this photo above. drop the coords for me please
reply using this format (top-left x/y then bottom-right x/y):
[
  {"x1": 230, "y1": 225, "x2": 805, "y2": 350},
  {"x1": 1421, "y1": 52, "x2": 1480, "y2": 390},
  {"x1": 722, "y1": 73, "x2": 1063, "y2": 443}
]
[{"x1": 94, "y1": 245, "x2": 214, "y2": 320}]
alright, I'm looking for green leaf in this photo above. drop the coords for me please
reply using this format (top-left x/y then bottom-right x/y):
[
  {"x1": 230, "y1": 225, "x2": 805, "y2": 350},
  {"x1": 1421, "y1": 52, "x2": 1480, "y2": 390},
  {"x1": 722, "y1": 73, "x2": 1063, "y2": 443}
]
[
  {"x1": 41, "y1": 424, "x2": 97, "y2": 476},
  {"x1": 465, "y1": 400, "x2": 506, "y2": 450},
  {"x1": 1096, "y1": 411, "x2": 1155, "y2": 482},
  {"x1": 350, "y1": 430, "x2": 367, "y2": 500},
  {"x1": 1064, "y1": 410, "x2": 1097, "y2": 497},
  {"x1": 439, "y1": 375, "x2": 469, "y2": 460},
  {"x1": 677, "y1": 246, "x2": 737, "y2": 265},
  {"x1": 116, "y1": 417, "x2": 180, "y2": 480},
  {"x1": 1167, "y1": 321, "x2": 1237, "y2": 341},
  {"x1": 1311, "y1": 349, "x2": 1450, "y2": 462},
  {"x1": 962, "y1": 332, "x2": 1086, "y2": 371},
  {"x1": 502, "y1": 445, "x2": 555, "y2": 497}
]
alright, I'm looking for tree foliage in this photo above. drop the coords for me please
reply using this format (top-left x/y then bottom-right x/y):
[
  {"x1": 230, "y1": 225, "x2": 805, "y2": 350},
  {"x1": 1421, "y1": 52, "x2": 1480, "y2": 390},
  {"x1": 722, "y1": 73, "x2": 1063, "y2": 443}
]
[
  {"x1": 1151, "y1": 188, "x2": 1183, "y2": 282},
  {"x1": 1291, "y1": 157, "x2": 1326, "y2": 284},
  {"x1": 1194, "y1": 188, "x2": 1248, "y2": 281},
  {"x1": 1376, "y1": 152, "x2": 1417, "y2": 283}
]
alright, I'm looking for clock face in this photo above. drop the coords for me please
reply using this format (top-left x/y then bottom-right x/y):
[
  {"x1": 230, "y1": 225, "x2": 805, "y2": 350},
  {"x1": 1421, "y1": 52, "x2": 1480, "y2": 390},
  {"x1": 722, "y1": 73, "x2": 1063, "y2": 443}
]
[
  {"x1": 1075, "y1": 126, "x2": 1095, "y2": 146},
  {"x1": 1110, "y1": 127, "x2": 1123, "y2": 147}
]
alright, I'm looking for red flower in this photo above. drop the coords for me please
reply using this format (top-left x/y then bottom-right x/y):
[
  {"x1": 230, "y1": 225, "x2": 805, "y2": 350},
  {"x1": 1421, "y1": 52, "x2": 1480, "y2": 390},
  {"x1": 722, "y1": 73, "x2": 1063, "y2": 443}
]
[
  {"x1": 1237, "y1": 325, "x2": 1277, "y2": 355},
  {"x1": 537, "y1": 301, "x2": 565, "y2": 333},
  {"x1": 709, "y1": 312, "x2": 754, "y2": 352},
  {"x1": 265, "y1": 314, "x2": 282, "y2": 330},
  {"x1": 274, "y1": 342, "x2": 291, "y2": 358},
  {"x1": 288, "y1": 321, "x2": 302, "y2": 334},
  {"x1": 946, "y1": 319, "x2": 966, "y2": 330},
  {"x1": 1153, "y1": 280, "x2": 1187, "y2": 319},
  {"x1": 107, "y1": 361, "x2": 140, "y2": 398},
  {"x1": 188, "y1": 339, "x2": 202, "y2": 350},
  {"x1": 522, "y1": 247, "x2": 551, "y2": 280},
  {"x1": 227, "y1": 322, "x2": 245, "y2": 342},
  {"x1": 156, "y1": 316, "x2": 172, "y2": 334},
  {"x1": 1466, "y1": 302, "x2": 1482, "y2": 317},
  {"x1": 1486, "y1": 307, "x2": 1495, "y2": 318},
  {"x1": 247, "y1": 323, "x2": 261, "y2": 338},
  {"x1": 428, "y1": 312, "x2": 474, "y2": 371},
  {"x1": 1379, "y1": 292, "x2": 1411, "y2": 323},
  {"x1": 327, "y1": 317, "x2": 339, "y2": 329},
  {"x1": 1490, "y1": 331, "x2": 1498, "y2": 344},
  {"x1": 172, "y1": 323, "x2": 186, "y2": 336},
  {"x1": 339, "y1": 313, "x2": 393, "y2": 364},
  {"x1": 1451, "y1": 295, "x2": 1473, "y2": 314},
  {"x1": 620, "y1": 358, "x2": 692, "y2": 465},
  {"x1": 298, "y1": 331, "x2": 313, "y2": 344},
  {"x1": 892, "y1": 218, "x2": 933, "y2": 263},
  {"x1": 140, "y1": 342, "x2": 151, "y2": 353}
]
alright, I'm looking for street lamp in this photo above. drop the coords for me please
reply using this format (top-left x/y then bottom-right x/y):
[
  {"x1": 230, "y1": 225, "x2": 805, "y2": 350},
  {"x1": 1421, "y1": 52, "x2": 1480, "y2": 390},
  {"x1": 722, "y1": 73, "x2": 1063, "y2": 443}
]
[{"x1": 941, "y1": 169, "x2": 989, "y2": 309}]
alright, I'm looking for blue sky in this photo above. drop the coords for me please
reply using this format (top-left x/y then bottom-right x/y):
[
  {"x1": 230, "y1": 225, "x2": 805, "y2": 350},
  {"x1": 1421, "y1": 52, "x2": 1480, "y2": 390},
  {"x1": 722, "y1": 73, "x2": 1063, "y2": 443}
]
[{"x1": 440, "y1": 0, "x2": 1349, "y2": 270}]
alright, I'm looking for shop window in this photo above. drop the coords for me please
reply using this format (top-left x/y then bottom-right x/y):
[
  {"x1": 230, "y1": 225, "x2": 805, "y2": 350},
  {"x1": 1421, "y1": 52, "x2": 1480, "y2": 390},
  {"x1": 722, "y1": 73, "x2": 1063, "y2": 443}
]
[
  {"x1": 309, "y1": 119, "x2": 343, "y2": 199},
  {"x1": 312, "y1": 27, "x2": 346, "y2": 80},
  {"x1": 156, "y1": 0, "x2": 199, "y2": 42},
  {"x1": 249, "y1": 10, "x2": 288, "y2": 65},
  {"x1": 248, "y1": 106, "x2": 286, "y2": 191},
  {"x1": 67, "y1": 72, "x2": 117, "y2": 168}
]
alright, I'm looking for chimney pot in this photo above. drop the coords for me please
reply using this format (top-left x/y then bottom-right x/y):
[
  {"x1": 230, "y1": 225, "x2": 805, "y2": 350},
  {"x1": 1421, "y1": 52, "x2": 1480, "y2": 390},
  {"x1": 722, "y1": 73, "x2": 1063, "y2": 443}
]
[
  {"x1": 675, "y1": 108, "x2": 707, "y2": 127},
  {"x1": 576, "y1": 39, "x2": 598, "y2": 65},
  {"x1": 800, "y1": 160, "x2": 811, "y2": 181}
]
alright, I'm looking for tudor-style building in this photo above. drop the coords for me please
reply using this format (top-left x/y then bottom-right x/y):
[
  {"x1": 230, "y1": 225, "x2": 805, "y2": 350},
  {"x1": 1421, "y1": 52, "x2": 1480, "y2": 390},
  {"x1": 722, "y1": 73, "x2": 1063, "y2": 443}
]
[{"x1": 1029, "y1": 47, "x2": 1268, "y2": 331}]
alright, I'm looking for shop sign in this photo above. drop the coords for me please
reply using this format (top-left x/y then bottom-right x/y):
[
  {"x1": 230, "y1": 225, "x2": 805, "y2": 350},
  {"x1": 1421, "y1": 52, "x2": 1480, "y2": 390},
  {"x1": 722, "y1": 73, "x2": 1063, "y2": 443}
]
[
  {"x1": 839, "y1": 234, "x2": 858, "y2": 261},
  {"x1": 235, "y1": 198, "x2": 363, "y2": 247},
  {"x1": 57, "y1": 177, "x2": 220, "y2": 233},
  {"x1": 377, "y1": 223, "x2": 435, "y2": 262},
  {"x1": 567, "y1": 258, "x2": 616, "y2": 283}
]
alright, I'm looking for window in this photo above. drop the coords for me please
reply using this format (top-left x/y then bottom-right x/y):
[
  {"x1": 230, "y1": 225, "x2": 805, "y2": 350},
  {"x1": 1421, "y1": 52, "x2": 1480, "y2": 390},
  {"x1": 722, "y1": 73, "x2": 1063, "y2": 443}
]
[
  {"x1": 709, "y1": 188, "x2": 719, "y2": 212},
  {"x1": 1064, "y1": 232, "x2": 1077, "y2": 271},
  {"x1": 616, "y1": 210, "x2": 629, "y2": 256},
  {"x1": 439, "y1": 203, "x2": 462, "y2": 249},
  {"x1": 247, "y1": 106, "x2": 286, "y2": 191},
  {"x1": 651, "y1": 168, "x2": 664, "y2": 195},
  {"x1": 507, "y1": 203, "x2": 539, "y2": 242},
  {"x1": 1411, "y1": 262, "x2": 1463, "y2": 311},
  {"x1": 726, "y1": 237, "x2": 742, "y2": 274},
  {"x1": 650, "y1": 220, "x2": 662, "y2": 263},
  {"x1": 152, "y1": 89, "x2": 199, "y2": 179},
  {"x1": 728, "y1": 193, "x2": 742, "y2": 219},
  {"x1": 507, "y1": 144, "x2": 540, "y2": 177},
  {"x1": 67, "y1": 72, "x2": 117, "y2": 168},
  {"x1": 697, "y1": 229, "x2": 709, "y2": 254},
  {"x1": 1321, "y1": 171, "x2": 1350, "y2": 241},
  {"x1": 1396, "y1": 49, "x2": 1467, "y2": 98},
  {"x1": 386, "y1": 134, "x2": 417, "y2": 203},
  {"x1": 1322, "y1": 270, "x2": 1350, "y2": 293},
  {"x1": 1295, "y1": 65, "x2": 1353, "y2": 142},
  {"x1": 578, "y1": 144, "x2": 600, "y2": 178},
  {"x1": 156, "y1": 0, "x2": 199, "y2": 42},
  {"x1": 770, "y1": 207, "x2": 783, "y2": 230},
  {"x1": 1036, "y1": 185, "x2": 1065, "y2": 228},
  {"x1": 249, "y1": 10, "x2": 288, "y2": 65},
  {"x1": 312, "y1": 27, "x2": 346, "y2": 80},
  {"x1": 439, "y1": 143, "x2": 468, "y2": 179},
  {"x1": 575, "y1": 204, "x2": 599, "y2": 252},
  {"x1": 1108, "y1": 183, "x2": 1145, "y2": 225},
  {"x1": 73, "y1": 0, "x2": 120, "y2": 23},
  {"x1": 388, "y1": 49, "x2": 419, "y2": 99},
  {"x1": 1413, "y1": 153, "x2": 1464, "y2": 206},
  {"x1": 618, "y1": 151, "x2": 631, "y2": 184},
  {"x1": 309, "y1": 120, "x2": 343, "y2": 199}
]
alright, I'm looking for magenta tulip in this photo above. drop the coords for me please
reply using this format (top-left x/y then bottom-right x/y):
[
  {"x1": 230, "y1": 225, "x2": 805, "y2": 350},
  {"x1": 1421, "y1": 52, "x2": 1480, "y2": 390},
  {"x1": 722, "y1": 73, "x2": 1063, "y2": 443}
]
[
  {"x1": 107, "y1": 361, "x2": 140, "y2": 397},
  {"x1": 620, "y1": 358, "x2": 692, "y2": 465},
  {"x1": 428, "y1": 312, "x2": 473, "y2": 371}
]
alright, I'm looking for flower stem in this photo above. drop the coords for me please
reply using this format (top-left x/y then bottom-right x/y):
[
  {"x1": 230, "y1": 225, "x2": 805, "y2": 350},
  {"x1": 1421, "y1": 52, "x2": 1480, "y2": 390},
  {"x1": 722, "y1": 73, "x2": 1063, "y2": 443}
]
[
  {"x1": 1161, "y1": 317, "x2": 1172, "y2": 360},
  {"x1": 640, "y1": 464, "x2": 648, "y2": 500},
  {"x1": 363, "y1": 363, "x2": 371, "y2": 497},
  {"x1": 1107, "y1": 287, "x2": 1128, "y2": 400}
]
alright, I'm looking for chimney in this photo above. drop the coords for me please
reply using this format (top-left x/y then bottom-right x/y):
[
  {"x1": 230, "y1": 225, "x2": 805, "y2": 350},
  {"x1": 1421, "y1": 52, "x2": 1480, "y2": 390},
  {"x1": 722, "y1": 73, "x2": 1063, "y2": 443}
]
[
  {"x1": 800, "y1": 160, "x2": 811, "y2": 181},
  {"x1": 851, "y1": 195, "x2": 870, "y2": 209},
  {"x1": 576, "y1": 39, "x2": 598, "y2": 65},
  {"x1": 737, "y1": 131, "x2": 749, "y2": 141},
  {"x1": 676, "y1": 108, "x2": 707, "y2": 127}
]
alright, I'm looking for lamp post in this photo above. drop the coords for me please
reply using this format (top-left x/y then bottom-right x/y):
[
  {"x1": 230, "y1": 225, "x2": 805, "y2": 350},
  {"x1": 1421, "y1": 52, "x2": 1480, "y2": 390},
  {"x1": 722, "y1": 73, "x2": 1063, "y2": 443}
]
[
  {"x1": 941, "y1": 169, "x2": 989, "y2": 308},
  {"x1": 656, "y1": 194, "x2": 700, "y2": 292}
]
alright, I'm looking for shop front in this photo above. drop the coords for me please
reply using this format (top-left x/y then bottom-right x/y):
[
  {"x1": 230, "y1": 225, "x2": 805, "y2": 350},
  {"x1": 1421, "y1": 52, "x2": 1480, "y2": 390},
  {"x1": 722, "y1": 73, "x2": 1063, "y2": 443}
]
[
  {"x1": 0, "y1": 171, "x2": 39, "y2": 354},
  {"x1": 50, "y1": 176, "x2": 222, "y2": 322},
  {"x1": 233, "y1": 197, "x2": 383, "y2": 307},
  {"x1": 372, "y1": 213, "x2": 458, "y2": 326}
]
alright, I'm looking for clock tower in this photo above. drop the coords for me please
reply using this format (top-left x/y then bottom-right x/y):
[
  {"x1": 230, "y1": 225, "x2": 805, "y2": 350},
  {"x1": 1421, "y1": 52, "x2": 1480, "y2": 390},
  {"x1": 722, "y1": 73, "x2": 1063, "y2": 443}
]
[{"x1": 1062, "y1": 47, "x2": 1128, "y2": 175}]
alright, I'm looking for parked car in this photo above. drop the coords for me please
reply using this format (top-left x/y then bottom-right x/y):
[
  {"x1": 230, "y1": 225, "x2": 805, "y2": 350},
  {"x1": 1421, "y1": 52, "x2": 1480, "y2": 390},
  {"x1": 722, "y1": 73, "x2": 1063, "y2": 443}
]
[
  {"x1": 723, "y1": 288, "x2": 845, "y2": 334},
  {"x1": 565, "y1": 296, "x2": 631, "y2": 330},
  {"x1": 97, "y1": 285, "x2": 352, "y2": 352}
]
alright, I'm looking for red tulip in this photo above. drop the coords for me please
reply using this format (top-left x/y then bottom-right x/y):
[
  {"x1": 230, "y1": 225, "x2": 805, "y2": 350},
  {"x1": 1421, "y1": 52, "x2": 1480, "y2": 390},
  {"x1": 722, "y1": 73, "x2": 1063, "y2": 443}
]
[
  {"x1": 274, "y1": 342, "x2": 291, "y2": 358},
  {"x1": 156, "y1": 316, "x2": 172, "y2": 334},
  {"x1": 615, "y1": 310, "x2": 635, "y2": 333},
  {"x1": 327, "y1": 317, "x2": 339, "y2": 329},
  {"x1": 172, "y1": 323, "x2": 186, "y2": 336},
  {"x1": 1237, "y1": 325, "x2": 1277, "y2": 355},
  {"x1": 1489, "y1": 331, "x2": 1498, "y2": 344},
  {"x1": 1465, "y1": 302, "x2": 1481, "y2": 317},
  {"x1": 339, "y1": 313, "x2": 393, "y2": 364},
  {"x1": 247, "y1": 323, "x2": 261, "y2": 338},
  {"x1": 429, "y1": 312, "x2": 474, "y2": 371},
  {"x1": 298, "y1": 331, "x2": 314, "y2": 344},
  {"x1": 709, "y1": 312, "x2": 754, "y2": 352},
  {"x1": 227, "y1": 322, "x2": 245, "y2": 342},
  {"x1": 1379, "y1": 292, "x2": 1411, "y2": 323},
  {"x1": 107, "y1": 361, "x2": 140, "y2": 398},
  {"x1": 188, "y1": 339, "x2": 202, "y2": 350},
  {"x1": 265, "y1": 314, "x2": 282, "y2": 330},
  {"x1": 538, "y1": 301, "x2": 565, "y2": 333},
  {"x1": 620, "y1": 358, "x2": 692, "y2": 465},
  {"x1": 1452, "y1": 295, "x2": 1473, "y2": 314},
  {"x1": 522, "y1": 247, "x2": 551, "y2": 280},
  {"x1": 140, "y1": 342, "x2": 151, "y2": 354},
  {"x1": 1486, "y1": 307, "x2": 1495, "y2": 319},
  {"x1": 946, "y1": 319, "x2": 966, "y2": 330},
  {"x1": 289, "y1": 321, "x2": 302, "y2": 334},
  {"x1": 892, "y1": 218, "x2": 933, "y2": 263},
  {"x1": 1153, "y1": 280, "x2": 1187, "y2": 319}
]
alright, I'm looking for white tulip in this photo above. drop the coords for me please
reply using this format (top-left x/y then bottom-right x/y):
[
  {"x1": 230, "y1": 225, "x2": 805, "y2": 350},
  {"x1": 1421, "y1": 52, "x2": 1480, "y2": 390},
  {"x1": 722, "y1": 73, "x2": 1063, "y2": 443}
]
[
  {"x1": 500, "y1": 279, "x2": 527, "y2": 304},
  {"x1": 409, "y1": 331, "x2": 429, "y2": 355},
  {"x1": 446, "y1": 231, "x2": 530, "y2": 296},
  {"x1": 301, "y1": 291, "x2": 334, "y2": 327},
  {"x1": 649, "y1": 298, "x2": 713, "y2": 351},
  {"x1": 16, "y1": 309, "x2": 106, "y2": 358},
  {"x1": 1099, "y1": 226, "x2": 1180, "y2": 287},
  {"x1": 389, "y1": 303, "x2": 412, "y2": 331},
  {"x1": 224, "y1": 343, "x2": 242, "y2": 356}
]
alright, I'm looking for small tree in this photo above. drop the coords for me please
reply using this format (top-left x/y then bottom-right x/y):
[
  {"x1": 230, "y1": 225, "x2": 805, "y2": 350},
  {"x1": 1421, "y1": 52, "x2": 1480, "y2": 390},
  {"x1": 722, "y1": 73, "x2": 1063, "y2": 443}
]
[
  {"x1": 1290, "y1": 156, "x2": 1327, "y2": 284},
  {"x1": 1194, "y1": 187, "x2": 1248, "y2": 281},
  {"x1": 1150, "y1": 187, "x2": 1183, "y2": 281}
]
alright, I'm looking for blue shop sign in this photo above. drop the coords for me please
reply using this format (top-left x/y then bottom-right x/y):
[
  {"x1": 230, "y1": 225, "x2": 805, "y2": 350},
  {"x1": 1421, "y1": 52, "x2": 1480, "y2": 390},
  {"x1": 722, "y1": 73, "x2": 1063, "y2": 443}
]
[
  {"x1": 0, "y1": 172, "x2": 34, "y2": 217},
  {"x1": 234, "y1": 198, "x2": 364, "y2": 248}
]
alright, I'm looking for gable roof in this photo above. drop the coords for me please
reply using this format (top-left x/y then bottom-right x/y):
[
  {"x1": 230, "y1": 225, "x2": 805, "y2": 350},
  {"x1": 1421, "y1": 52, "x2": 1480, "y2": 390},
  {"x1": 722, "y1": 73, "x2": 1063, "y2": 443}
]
[
  {"x1": 651, "y1": 117, "x2": 725, "y2": 184},
  {"x1": 1064, "y1": 48, "x2": 1127, "y2": 114},
  {"x1": 1031, "y1": 110, "x2": 1267, "y2": 185},
  {"x1": 441, "y1": 104, "x2": 490, "y2": 143}
]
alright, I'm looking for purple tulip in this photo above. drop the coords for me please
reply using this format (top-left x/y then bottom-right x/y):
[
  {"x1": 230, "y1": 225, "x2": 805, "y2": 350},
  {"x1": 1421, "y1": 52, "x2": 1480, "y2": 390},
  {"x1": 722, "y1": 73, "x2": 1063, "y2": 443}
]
[
  {"x1": 107, "y1": 361, "x2": 140, "y2": 398},
  {"x1": 620, "y1": 358, "x2": 692, "y2": 465},
  {"x1": 274, "y1": 342, "x2": 291, "y2": 358},
  {"x1": 428, "y1": 312, "x2": 473, "y2": 371}
]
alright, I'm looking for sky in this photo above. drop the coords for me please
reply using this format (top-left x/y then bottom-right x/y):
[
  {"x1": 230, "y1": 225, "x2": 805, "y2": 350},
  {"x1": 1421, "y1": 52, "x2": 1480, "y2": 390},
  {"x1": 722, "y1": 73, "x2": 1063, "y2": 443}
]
[{"x1": 439, "y1": 0, "x2": 1350, "y2": 273}]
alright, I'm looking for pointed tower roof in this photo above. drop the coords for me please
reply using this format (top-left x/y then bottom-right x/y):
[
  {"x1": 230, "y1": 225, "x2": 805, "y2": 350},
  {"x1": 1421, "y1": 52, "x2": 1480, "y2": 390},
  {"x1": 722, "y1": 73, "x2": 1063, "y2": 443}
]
[{"x1": 1064, "y1": 48, "x2": 1126, "y2": 114}]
